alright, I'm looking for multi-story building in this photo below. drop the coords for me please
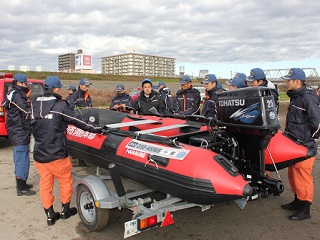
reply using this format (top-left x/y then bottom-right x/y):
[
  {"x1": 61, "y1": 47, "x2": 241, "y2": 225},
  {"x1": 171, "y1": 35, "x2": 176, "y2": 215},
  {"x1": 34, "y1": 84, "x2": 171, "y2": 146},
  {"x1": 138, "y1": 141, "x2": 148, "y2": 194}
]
[
  {"x1": 199, "y1": 70, "x2": 209, "y2": 79},
  {"x1": 58, "y1": 49, "x2": 95, "y2": 73},
  {"x1": 58, "y1": 53, "x2": 76, "y2": 72},
  {"x1": 101, "y1": 53, "x2": 175, "y2": 77}
]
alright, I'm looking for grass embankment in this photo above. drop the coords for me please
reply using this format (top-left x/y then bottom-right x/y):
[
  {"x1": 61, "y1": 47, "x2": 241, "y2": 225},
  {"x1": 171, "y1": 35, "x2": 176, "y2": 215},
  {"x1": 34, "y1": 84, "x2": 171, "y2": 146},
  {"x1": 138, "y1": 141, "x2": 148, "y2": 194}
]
[
  {"x1": 2, "y1": 70, "x2": 289, "y2": 105},
  {"x1": 0, "y1": 70, "x2": 183, "y2": 83}
]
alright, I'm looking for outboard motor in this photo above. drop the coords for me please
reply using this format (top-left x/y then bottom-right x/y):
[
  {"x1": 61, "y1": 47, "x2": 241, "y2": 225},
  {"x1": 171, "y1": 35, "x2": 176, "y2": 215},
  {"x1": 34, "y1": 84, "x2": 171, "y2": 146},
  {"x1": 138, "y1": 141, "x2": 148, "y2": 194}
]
[{"x1": 216, "y1": 87, "x2": 283, "y2": 197}]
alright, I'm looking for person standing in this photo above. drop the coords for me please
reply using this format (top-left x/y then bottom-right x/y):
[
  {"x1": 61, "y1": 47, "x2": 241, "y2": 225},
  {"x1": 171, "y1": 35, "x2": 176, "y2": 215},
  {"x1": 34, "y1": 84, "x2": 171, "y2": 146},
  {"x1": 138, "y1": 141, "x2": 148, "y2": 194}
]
[
  {"x1": 31, "y1": 76, "x2": 103, "y2": 226},
  {"x1": 134, "y1": 78, "x2": 164, "y2": 116},
  {"x1": 110, "y1": 84, "x2": 134, "y2": 112},
  {"x1": 68, "y1": 79, "x2": 93, "y2": 166},
  {"x1": 216, "y1": 82, "x2": 225, "y2": 92},
  {"x1": 202, "y1": 74, "x2": 219, "y2": 118},
  {"x1": 280, "y1": 68, "x2": 320, "y2": 220},
  {"x1": 158, "y1": 81, "x2": 174, "y2": 116},
  {"x1": 227, "y1": 76, "x2": 245, "y2": 90},
  {"x1": 173, "y1": 76, "x2": 200, "y2": 115},
  {"x1": 68, "y1": 78, "x2": 93, "y2": 109},
  {"x1": 234, "y1": 72, "x2": 248, "y2": 87},
  {"x1": 2, "y1": 73, "x2": 36, "y2": 196},
  {"x1": 246, "y1": 68, "x2": 279, "y2": 111},
  {"x1": 65, "y1": 85, "x2": 76, "y2": 104}
]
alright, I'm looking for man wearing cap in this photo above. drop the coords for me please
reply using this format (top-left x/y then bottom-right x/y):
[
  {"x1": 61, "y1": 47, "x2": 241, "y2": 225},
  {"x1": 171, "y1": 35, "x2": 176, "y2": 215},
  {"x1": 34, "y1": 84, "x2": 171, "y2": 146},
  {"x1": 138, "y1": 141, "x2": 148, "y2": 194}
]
[
  {"x1": 280, "y1": 68, "x2": 320, "y2": 221},
  {"x1": 2, "y1": 73, "x2": 36, "y2": 196},
  {"x1": 65, "y1": 85, "x2": 76, "y2": 104},
  {"x1": 235, "y1": 73, "x2": 248, "y2": 87},
  {"x1": 158, "y1": 81, "x2": 174, "y2": 116},
  {"x1": 68, "y1": 78, "x2": 93, "y2": 109},
  {"x1": 227, "y1": 77, "x2": 245, "y2": 90},
  {"x1": 247, "y1": 68, "x2": 279, "y2": 111},
  {"x1": 110, "y1": 84, "x2": 133, "y2": 113},
  {"x1": 31, "y1": 76, "x2": 103, "y2": 226},
  {"x1": 202, "y1": 74, "x2": 219, "y2": 118},
  {"x1": 134, "y1": 78, "x2": 164, "y2": 116},
  {"x1": 216, "y1": 82, "x2": 225, "y2": 93},
  {"x1": 174, "y1": 76, "x2": 201, "y2": 116}
]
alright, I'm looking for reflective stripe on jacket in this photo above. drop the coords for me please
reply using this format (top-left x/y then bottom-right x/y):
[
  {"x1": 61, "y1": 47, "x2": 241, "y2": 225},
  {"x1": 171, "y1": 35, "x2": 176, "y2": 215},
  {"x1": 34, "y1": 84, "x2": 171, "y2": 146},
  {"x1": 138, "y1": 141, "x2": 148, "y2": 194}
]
[{"x1": 31, "y1": 92, "x2": 101, "y2": 163}]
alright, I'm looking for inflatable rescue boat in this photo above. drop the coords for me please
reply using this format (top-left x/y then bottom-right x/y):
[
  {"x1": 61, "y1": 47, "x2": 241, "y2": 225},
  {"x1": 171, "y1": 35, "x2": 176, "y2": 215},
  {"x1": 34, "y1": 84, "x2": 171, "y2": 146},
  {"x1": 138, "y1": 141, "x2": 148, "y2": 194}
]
[
  {"x1": 67, "y1": 110, "x2": 252, "y2": 205},
  {"x1": 67, "y1": 87, "x2": 311, "y2": 201}
]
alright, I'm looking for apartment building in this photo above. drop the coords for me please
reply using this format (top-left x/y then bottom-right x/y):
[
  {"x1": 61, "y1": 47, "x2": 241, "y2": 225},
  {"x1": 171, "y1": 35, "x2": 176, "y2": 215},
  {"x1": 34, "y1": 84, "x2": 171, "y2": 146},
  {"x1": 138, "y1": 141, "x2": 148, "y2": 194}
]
[
  {"x1": 101, "y1": 53, "x2": 175, "y2": 77},
  {"x1": 58, "y1": 53, "x2": 76, "y2": 72}
]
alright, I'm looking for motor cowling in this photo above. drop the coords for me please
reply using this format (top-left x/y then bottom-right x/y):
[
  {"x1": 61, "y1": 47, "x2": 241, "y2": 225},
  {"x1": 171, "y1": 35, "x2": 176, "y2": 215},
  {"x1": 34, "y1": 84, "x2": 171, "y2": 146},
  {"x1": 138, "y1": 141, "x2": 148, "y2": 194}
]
[{"x1": 216, "y1": 87, "x2": 280, "y2": 137}]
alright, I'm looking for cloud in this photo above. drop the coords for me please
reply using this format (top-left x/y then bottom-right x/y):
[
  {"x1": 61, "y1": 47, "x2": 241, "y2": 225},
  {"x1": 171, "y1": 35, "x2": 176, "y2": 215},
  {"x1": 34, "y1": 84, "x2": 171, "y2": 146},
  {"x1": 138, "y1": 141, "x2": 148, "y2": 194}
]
[{"x1": 0, "y1": 0, "x2": 319, "y2": 75}]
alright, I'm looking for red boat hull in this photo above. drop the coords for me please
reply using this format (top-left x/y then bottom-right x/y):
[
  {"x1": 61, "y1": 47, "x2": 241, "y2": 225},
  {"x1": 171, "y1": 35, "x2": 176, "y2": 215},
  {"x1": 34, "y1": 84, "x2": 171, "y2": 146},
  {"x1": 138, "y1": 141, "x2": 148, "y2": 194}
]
[
  {"x1": 67, "y1": 121, "x2": 252, "y2": 205},
  {"x1": 264, "y1": 132, "x2": 310, "y2": 171}
]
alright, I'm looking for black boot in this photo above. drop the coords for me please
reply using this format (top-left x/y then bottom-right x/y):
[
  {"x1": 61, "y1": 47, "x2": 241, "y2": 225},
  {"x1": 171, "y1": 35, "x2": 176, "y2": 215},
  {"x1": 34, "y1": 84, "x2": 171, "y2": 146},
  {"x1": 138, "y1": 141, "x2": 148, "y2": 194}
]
[
  {"x1": 289, "y1": 201, "x2": 311, "y2": 221},
  {"x1": 281, "y1": 194, "x2": 301, "y2": 211},
  {"x1": 44, "y1": 206, "x2": 61, "y2": 226},
  {"x1": 61, "y1": 202, "x2": 77, "y2": 220},
  {"x1": 25, "y1": 183, "x2": 33, "y2": 189},
  {"x1": 16, "y1": 178, "x2": 36, "y2": 196}
]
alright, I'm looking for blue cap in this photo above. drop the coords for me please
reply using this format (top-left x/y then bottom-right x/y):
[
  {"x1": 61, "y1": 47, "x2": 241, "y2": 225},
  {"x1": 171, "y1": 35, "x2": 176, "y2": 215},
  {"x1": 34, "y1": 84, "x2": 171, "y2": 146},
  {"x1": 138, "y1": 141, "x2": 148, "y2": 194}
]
[
  {"x1": 158, "y1": 81, "x2": 166, "y2": 87},
  {"x1": 203, "y1": 74, "x2": 217, "y2": 84},
  {"x1": 235, "y1": 73, "x2": 247, "y2": 84},
  {"x1": 116, "y1": 84, "x2": 125, "y2": 91},
  {"x1": 45, "y1": 76, "x2": 63, "y2": 88},
  {"x1": 142, "y1": 78, "x2": 152, "y2": 85},
  {"x1": 178, "y1": 75, "x2": 191, "y2": 84},
  {"x1": 79, "y1": 78, "x2": 92, "y2": 86},
  {"x1": 217, "y1": 82, "x2": 222, "y2": 89},
  {"x1": 246, "y1": 68, "x2": 266, "y2": 81},
  {"x1": 227, "y1": 77, "x2": 245, "y2": 88},
  {"x1": 14, "y1": 73, "x2": 29, "y2": 83},
  {"x1": 281, "y1": 68, "x2": 306, "y2": 81},
  {"x1": 68, "y1": 85, "x2": 76, "y2": 91}
]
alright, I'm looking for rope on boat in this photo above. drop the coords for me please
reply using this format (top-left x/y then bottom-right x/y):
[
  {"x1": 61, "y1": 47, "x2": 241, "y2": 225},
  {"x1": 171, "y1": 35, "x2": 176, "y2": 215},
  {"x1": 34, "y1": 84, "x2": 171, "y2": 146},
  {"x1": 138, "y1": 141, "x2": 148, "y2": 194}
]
[{"x1": 266, "y1": 147, "x2": 281, "y2": 180}]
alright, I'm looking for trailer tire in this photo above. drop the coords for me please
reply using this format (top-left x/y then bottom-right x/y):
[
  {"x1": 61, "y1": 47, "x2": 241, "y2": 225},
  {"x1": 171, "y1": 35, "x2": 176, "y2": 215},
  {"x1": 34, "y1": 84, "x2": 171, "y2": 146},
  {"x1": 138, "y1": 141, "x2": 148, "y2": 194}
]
[{"x1": 76, "y1": 184, "x2": 110, "y2": 231}]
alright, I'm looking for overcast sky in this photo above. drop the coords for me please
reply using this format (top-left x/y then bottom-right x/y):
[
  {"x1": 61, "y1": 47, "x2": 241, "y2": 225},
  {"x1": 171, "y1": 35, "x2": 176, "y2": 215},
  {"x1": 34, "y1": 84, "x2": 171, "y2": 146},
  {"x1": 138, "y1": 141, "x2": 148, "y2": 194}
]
[{"x1": 1, "y1": 0, "x2": 319, "y2": 78}]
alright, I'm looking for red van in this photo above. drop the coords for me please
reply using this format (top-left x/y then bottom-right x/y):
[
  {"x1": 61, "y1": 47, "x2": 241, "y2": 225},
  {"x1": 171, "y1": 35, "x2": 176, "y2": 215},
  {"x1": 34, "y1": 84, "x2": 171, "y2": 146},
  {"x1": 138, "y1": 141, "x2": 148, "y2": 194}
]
[{"x1": 0, "y1": 72, "x2": 44, "y2": 138}]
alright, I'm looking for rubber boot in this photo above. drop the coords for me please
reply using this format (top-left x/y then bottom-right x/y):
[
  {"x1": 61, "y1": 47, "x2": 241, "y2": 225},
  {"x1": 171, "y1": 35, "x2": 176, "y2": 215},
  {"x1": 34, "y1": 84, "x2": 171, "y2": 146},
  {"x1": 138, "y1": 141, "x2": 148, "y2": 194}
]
[
  {"x1": 61, "y1": 202, "x2": 78, "y2": 220},
  {"x1": 16, "y1": 178, "x2": 36, "y2": 196},
  {"x1": 44, "y1": 206, "x2": 61, "y2": 226},
  {"x1": 289, "y1": 201, "x2": 311, "y2": 221},
  {"x1": 281, "y1": 194, "x2": 301, "y2": 211},
  {"x1": 25, "y1": 183, "x2": 33, "y2": 189}
]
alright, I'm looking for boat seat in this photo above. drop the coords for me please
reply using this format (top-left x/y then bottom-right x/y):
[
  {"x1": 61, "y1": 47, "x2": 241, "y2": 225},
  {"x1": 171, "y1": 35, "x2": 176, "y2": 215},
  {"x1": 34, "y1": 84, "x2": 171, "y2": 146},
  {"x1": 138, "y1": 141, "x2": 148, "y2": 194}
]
[
  {"x1": 135, "y1": 124, "x2": 189, "y2": 134},
  {"x1": 106, "y1": 119, "x2": 158, "y2": 130}
]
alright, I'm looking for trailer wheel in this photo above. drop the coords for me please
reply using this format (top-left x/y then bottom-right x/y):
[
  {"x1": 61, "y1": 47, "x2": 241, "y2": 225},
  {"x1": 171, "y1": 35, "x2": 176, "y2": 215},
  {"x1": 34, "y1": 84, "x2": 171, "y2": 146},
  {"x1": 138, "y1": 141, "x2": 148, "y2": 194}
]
[{"x1": 76, "y1": 184, "x2": 110, "y2": 231}]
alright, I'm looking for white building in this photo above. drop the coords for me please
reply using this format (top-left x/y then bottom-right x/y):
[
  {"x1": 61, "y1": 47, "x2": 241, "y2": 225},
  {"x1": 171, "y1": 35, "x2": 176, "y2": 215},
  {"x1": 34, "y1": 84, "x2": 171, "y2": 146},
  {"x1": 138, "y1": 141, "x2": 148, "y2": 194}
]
[
  {"x1": 8, "y1": 65, "x2": 15, "y2": 71},
  {"x1": 179, "y1": 66, "x2": 185, "y2": 76},
  {"x1": 35, "y1": 66, "x2": 42, "y2": 72},
  {"x1": 20, "y1": 66, "x2": 30, "y2": 71},
  {"x1": 199, "y1": 70, "x2": 209, "y2": 79},
  {"x1": 101, "y1": 53, "x2": 175, "y2": 77}
]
